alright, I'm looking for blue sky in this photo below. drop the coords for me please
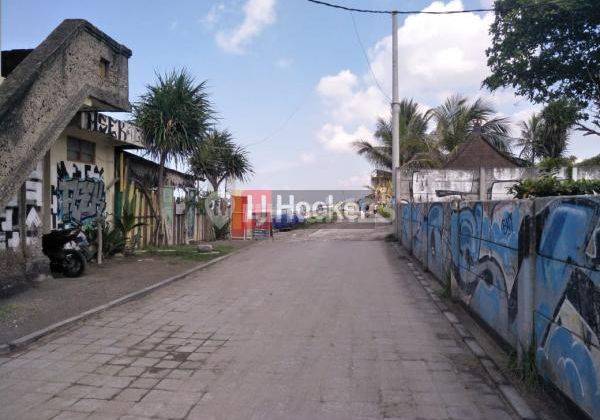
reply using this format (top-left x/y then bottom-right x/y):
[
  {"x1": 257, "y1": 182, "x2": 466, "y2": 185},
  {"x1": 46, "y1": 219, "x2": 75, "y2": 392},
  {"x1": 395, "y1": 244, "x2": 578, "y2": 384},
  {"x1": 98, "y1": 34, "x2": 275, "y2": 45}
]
[{"x1": 3, "y1": 0, "x2": 599, "y2": 190}]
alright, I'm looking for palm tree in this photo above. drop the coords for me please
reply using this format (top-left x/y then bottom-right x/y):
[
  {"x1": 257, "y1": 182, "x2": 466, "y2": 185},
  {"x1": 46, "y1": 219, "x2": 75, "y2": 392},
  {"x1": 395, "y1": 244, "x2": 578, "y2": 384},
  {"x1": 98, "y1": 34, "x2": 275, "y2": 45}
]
[
  {"x1": 516, "y1": 99, "x2": 580, "y2": 166},
  {"x1": 189, "y1": 129, "x2": 253, "y2": 192},
  {"x1": 353, "y1": 99, "x2": 438, "y2": 172},
  {"x1": 432, "y1": 94, "x2": 512, "y2": 154},
  {"x1": 516, "y1": 114, "x2": 544, "y2": 165},
  {"x1": 536, "y1": 99, "x2": 580, "y2": 160},
  {"x1": 133, "y1": 69, "x2": 212, "y2": 244}
]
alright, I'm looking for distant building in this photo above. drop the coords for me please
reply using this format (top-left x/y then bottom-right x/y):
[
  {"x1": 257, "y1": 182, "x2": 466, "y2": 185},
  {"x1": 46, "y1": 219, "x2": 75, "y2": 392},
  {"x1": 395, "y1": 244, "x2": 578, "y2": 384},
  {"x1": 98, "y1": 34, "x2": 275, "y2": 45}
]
[
  {"x1": 443, "y1": 132, "x2": 528, "y2": 170},
  {"x1": 370, "y1": 170, "x2": 391, "y2": 204}
]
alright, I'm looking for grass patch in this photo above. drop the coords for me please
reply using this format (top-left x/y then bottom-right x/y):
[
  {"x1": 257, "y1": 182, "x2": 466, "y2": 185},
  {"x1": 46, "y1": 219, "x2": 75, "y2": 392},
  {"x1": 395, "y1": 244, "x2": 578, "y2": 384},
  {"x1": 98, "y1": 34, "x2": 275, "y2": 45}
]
[
  {"x1": 384, "y1": 233, "x2": 397, "y2": 242},
  {"x1": 435, "y1": 281, "x2": 451, "y2": 300},
  {"x1": 507, "y1": 346, "x2": 540, "y2": 389},
  {"x1": 141, "y1": 244, "x2": 234, "y2": 262},
  {"x1": 0, "y1": 303, "x2": 17, "y2": 322}
]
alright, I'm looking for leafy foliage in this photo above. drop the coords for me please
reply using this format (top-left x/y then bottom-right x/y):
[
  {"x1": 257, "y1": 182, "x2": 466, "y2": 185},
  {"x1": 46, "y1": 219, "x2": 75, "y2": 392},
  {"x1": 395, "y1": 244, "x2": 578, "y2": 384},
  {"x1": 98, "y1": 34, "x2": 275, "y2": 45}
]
[
  {"x1": 484, "y1": 0, "x2": 598, "y2": 135},
  {"x1": 577, "y1": 154, "x2": 600, "y2": 167},
  {"x1": 516, "y1": 99, "x2": 580, "y2": 164},
  {"x1": 354, "y1": 95, "x2": 516, "y2": 175},
  {"x1": 133, "y1": 69, "x2": 213, "y2": 165},
  {"x1": 189, "y1": 129, "x2": 253, "y2": 191},
  {"x1": 432, "y1": 94, "x2": 512, "y2": 153},
  {"x1": 377, "y1": 205, "x2": 392, "y2": 219},
  {"x1": 353, "y1": 99, "x2": 439, "y2": 172},
  {"x1": 116, "y1": 186, "x2": 146, "y2": 252},
  {"x1": 84, "y1": 219, "x2": 124, "y2": 257},
  {"x1": 133, "y1": 69, "x2": 212, "y2": 245},
  {"x1": 508, "y1": 176, "x2": 600, "y2": 198}
]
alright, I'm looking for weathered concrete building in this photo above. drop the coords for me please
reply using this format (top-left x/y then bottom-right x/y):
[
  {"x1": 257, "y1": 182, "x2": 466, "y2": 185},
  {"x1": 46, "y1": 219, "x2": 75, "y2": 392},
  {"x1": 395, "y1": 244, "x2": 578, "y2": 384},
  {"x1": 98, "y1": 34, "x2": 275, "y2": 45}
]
[{"x1": 0, "y1": 20, "x2": 134, "y2": 294}]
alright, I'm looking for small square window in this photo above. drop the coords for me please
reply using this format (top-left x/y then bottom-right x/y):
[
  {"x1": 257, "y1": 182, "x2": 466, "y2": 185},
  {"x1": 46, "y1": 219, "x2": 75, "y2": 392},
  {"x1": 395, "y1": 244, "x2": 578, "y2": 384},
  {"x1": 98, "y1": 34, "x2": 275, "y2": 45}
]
[
  {"x1": 99, "y1": 58, "x2": 110, "y2": 78},
  {"x1": 67, "y1": 137, "x2": 95, "y2": 163}
]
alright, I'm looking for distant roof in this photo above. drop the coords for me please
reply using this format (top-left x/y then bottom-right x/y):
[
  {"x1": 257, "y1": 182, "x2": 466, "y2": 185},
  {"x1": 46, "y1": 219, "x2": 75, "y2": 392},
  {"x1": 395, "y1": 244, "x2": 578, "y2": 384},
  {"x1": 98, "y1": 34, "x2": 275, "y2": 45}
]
[
  {"x1": 123, "y1": 151, "x2": 198, "y2": 188},
  {"x1": 443, "y1": 132, "x2": 528, "y2": 169}
]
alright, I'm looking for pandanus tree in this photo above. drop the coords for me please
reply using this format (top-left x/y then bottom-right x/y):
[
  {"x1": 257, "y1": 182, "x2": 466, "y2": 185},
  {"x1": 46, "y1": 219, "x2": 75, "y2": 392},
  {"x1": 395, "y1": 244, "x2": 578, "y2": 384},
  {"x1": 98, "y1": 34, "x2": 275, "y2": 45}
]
[
  {"x1": 189, "y1": 129, "x2": 253, "y2": 240},
  {"x1": 133, "y1": 69, "x2": 212, "y2": 245},
  {"x1": 189, "y1": 129, "x2": 253, "y2": 192}
]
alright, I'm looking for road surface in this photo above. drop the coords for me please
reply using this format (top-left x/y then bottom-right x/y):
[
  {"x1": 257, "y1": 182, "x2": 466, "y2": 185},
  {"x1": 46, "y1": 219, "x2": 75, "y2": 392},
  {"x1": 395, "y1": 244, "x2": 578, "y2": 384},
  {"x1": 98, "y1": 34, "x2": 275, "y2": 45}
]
[{"x1": 0, "y1": 227, "x2": 517, "y2": 419}]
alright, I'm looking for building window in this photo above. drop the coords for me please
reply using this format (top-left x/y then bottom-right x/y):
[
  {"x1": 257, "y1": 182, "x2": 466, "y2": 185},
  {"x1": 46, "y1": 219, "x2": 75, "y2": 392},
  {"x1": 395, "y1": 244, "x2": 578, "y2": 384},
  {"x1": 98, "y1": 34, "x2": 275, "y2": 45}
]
[
  {"x1": 67, "y1": 137, "x2": 95, "y2": 163},
  {"x1": 99, "y1": 58, "x2": 110, "y2": 78}
]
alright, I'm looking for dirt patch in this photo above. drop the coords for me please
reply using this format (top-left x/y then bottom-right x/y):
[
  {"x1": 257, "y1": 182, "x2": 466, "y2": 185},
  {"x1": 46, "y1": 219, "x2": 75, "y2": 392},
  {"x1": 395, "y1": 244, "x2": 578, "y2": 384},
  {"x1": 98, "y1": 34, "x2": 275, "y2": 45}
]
[{"x1": 0, "y1": 240, "x2": 253, "y2": 343}]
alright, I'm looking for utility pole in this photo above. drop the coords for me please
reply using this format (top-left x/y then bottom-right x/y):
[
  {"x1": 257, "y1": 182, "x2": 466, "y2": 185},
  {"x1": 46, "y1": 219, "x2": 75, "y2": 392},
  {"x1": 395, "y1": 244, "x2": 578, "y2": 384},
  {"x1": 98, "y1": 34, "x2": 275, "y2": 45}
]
[{"x1": 391, "y1": 12, "x2": 400, "y2": 235}]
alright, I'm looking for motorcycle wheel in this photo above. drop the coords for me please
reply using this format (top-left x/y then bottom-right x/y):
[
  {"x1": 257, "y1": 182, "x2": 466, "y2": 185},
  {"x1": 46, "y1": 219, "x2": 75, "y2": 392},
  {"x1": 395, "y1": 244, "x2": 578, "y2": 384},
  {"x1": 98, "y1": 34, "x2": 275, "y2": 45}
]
[
  {"x1": 49, "y1": 260, "x2": 62, "y2": 274},
  {"x1": 62, "y1": 250, "x2": 86, "y2": 277}
]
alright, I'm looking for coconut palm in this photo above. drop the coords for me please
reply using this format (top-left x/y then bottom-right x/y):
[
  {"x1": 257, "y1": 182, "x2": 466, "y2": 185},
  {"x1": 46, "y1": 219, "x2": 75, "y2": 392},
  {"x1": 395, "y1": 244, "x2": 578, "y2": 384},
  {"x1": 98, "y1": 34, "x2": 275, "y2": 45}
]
[
  {"x1": 189, "y1": 129, "x2": 253, "y2": 192},
  {"x1": 353, "y1": 99, "x2": 439, "y2": 172},
  {"x1": 432, "y1": 94, "x2": 512, "y2": 154},
  {"x1": 133, "y1": 69, "x2": 212, "y2": 245},
  {"x1": 536, "y1": 99, "x2": 580, "y2": 160},
  {"x1": 516, "y1": 99, "x2": 580, "y2": 166},
  {"x1": 516, "y1": 114, "x2": 544, "y2": 165}
]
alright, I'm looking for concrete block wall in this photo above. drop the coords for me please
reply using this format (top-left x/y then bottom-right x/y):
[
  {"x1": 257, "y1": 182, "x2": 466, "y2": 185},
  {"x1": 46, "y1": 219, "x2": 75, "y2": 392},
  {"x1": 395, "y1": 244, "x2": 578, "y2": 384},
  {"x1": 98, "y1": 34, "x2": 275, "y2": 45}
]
[
  {"x1": 398, "y1": 196, "x2": 600, "y2": 418},
  {"x1": 397, "y1": 166, "x2": 575, "y2": 203}
]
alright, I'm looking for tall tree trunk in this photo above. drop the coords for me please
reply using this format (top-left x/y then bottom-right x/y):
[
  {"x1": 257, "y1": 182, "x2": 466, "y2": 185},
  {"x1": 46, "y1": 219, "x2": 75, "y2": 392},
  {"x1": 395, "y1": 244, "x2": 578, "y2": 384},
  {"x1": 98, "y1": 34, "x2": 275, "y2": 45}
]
[
  {"x1": 205, "y1": 177, "x2": 221, "y2": 242},
  {"x1": 155, "y1": 153, "x2": 166, "y2": 246}
]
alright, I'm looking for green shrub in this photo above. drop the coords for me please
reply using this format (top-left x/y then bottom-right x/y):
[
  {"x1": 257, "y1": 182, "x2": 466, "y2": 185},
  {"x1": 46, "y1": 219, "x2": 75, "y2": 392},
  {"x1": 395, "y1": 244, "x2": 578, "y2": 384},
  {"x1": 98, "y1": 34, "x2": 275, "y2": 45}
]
[
  {"x1": 508, "y1": 176, "x2": 600, "y2": 199},
  {"x1": 377, "y1": 205, "x2": 392, "y2": 219}
]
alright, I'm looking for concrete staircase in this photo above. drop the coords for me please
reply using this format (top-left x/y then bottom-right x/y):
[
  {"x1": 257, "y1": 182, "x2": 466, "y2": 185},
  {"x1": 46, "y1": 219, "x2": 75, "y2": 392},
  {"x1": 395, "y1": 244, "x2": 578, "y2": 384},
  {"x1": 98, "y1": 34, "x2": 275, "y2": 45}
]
[{"x1": 0, "y1": 19, "x2": 132, "y2": 208}]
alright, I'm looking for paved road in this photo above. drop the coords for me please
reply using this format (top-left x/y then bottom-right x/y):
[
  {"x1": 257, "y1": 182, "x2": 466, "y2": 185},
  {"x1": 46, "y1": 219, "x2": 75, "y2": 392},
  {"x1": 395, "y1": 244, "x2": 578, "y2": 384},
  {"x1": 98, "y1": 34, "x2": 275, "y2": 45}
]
[{"x1": 0, "y1": 228, "x2": 516, "y2": 420}]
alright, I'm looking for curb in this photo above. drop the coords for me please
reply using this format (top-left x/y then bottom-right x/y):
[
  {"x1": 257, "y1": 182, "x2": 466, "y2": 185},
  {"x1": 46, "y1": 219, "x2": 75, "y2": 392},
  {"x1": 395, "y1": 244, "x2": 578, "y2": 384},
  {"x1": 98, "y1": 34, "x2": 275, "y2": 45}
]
[
  {"x1": 391, "y1": 243, "x2": 537, "y2": 420},
  {"x1": 0, "y1": 249, "x2": 243, "y2": 355}
]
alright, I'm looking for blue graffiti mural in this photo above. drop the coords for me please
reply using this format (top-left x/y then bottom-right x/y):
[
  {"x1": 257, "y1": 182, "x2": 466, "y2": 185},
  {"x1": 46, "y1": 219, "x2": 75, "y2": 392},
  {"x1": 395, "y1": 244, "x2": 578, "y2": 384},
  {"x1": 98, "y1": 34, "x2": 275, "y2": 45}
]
[
  {"x1": 449, "y1": 201, "x2": 525, "y2": 347},
  {"x1": 427, "y1": 203, "x2": 445, "y2": 280},
  {"x1": 411, "y1": 204, "x2": 428, "y2": 264},
  {"x1": 534, "y1": 197, "x2": 600, "y2": 418},
  {"x1": 398, "y1": 197, "x2": 600, "y2": 418}
]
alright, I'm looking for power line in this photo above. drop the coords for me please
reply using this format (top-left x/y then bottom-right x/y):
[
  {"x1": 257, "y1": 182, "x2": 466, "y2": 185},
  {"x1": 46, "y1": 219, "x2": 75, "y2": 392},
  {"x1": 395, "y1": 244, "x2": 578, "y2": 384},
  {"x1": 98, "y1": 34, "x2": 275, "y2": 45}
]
[
  {"x1": 350, "y1": 12, "x2": 391, "y2": 102},
  {"x1": 243, "y1": 92, "x2": 310, "y2": 148},
  {"x1": 306, "y1": 0, "x2": 494, "y2": 15}
]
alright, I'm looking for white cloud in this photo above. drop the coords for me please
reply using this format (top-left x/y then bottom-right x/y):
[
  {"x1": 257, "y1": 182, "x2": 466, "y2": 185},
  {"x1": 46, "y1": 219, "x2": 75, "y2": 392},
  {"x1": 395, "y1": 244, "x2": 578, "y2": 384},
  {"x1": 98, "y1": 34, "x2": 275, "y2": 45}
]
[
  {"x1": 338, "y1": 171, "x2": 371, "y2": 188},
  {"x1": 317, "y1": 124, "x2": 372, "y2": 153},
  {"x1": 216, "y1": 0, "x2": 277, "y2": 54},
  {"x1": 367, "y1": 0, "x2": 495, "y2": 104},
  {"x1": 315, "y1": 0, "x2": 536, "y2": 156},
  {"x1": 316, "y1": 70, "x2": 388, "y2": 125},
  {"x1": 202, "y1": 3, "x2": 226, "y2": 29},
  {"x1": 299, "y1": 152, "x2": 316, "y2": 164},
  {"x1": 275, "y1": 57, "x2": 293, "y2": 69},
  {"x1": 257, "y1": 151, "x2": 316, "y2": 175}
]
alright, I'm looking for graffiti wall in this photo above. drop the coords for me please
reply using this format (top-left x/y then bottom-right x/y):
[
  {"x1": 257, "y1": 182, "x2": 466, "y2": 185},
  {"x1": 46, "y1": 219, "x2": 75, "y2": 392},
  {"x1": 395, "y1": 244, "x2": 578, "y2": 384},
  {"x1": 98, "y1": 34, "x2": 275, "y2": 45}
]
[
  {"x1": 396, "y1": 166, "x2": 571, "y2": 203},
  {"x1": 0, "y1": 162, "x2": 43, "y2": 250},
  {"x1": 52, "y1": 161, "x2": 106, "y2": 228},
  {"x1": 450, "y1": 200, "x2": 529, "y2": 347},
  {"x1": 398, "y1": 196, "x2": 600, "y2": 418},
  {"x1": 533, "y1": 197, "x2": 600, "y2": 418}
]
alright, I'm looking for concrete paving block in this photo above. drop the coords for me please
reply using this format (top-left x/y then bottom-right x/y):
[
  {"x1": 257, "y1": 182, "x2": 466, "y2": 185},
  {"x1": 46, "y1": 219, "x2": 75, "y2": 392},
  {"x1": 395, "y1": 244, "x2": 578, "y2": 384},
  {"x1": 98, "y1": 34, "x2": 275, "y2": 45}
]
[
  {"x1": 464, "y1": 338, "x2": 486, "y2": 358},
  {"x1": 498, "y1": 385, "x2": 537, "y2": 420},
  {"x1": 443, "y1": 311, "x2": 459, "y2": 324},
  {"x1": 480, "y1": 358, "x2": 507, "y2": 385}
]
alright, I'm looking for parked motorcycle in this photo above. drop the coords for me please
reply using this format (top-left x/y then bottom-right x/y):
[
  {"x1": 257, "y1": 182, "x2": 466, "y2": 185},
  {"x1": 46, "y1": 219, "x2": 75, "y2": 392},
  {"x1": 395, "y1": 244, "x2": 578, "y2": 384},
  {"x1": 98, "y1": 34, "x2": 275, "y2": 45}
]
[{"x1": 42, "y1": 227, "x2": 90, "y2": 277}]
